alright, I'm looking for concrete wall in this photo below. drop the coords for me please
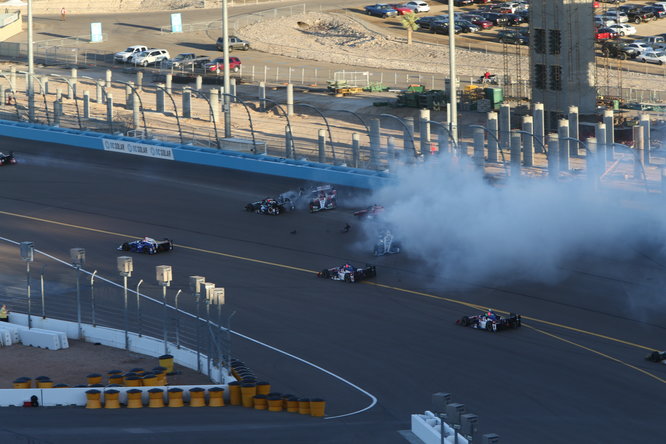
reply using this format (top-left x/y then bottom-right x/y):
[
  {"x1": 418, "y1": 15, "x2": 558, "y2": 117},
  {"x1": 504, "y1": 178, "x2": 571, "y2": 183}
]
[{"x1": 0, "y1": 120, "x2": 389, "y2": 189}]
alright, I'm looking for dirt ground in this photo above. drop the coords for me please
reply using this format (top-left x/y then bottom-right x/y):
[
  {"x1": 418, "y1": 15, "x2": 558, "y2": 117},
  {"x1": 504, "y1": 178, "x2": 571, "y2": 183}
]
[{"x1": 0, "y1": 339, "x2": 212, "y2": 389}]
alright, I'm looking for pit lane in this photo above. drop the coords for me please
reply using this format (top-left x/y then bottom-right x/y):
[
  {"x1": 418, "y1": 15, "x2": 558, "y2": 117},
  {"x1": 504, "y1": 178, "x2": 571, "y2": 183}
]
[{"x1": 0, "y1": 138, "x2": 664, "y2": 443}]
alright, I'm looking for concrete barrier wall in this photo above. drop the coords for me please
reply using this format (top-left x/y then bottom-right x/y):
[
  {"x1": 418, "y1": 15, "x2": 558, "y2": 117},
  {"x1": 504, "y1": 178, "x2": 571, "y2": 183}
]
[
  {"x1": 411, "y1": 413, "x2": 469, "y2": 444},
  {"x1": 0, "y1": 121, "x2": 389, "y2": 189}
]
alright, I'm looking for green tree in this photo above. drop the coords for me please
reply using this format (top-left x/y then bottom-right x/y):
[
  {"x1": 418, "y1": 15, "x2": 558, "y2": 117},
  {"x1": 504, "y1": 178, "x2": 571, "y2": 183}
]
[{"x1": 401, "y1": 12, "x2": 419, "y2": 45}]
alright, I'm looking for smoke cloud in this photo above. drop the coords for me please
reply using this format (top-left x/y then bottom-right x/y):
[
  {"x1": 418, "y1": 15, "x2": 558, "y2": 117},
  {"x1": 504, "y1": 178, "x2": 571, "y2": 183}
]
[{"x1": 365, "y1": 155, "x2": 666, "y2": 287}]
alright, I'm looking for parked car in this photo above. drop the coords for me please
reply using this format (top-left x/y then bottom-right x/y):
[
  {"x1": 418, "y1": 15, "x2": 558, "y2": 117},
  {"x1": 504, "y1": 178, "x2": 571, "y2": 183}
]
[
  {"x1": 502, "y1": 13, "x2": 525, "y2": 26},
  {"x1": 478, "y1": 11, "x2": 509, "y2": 26},
  {"x1": 636, "y1": 35, "x2": 666, "y2": 45},
  {"x1": 364, "y1": 4, "x2": 399, "y2": 18},
  {"x1": 455, "y1": 19, "x2": 480, "y2": 32},
  {"x1": 205, "y1": 56, "x2": 241, "y2": 72},
  {"x1": 215, "y1": 36, "x2": 250, "y2": 51},
  {"x1": 388, "y1": 3, "x2": 414, "y2": 14},
  {"x1": 608, "y1": 23, "x2": 636, "y2": 35},
  {"x1": 601, "y1": 39, "x2": 640, "y2": 58},
  {"x1": 128, "y1": 49, "x2": 170, "y2": 66},
  {"x1": 499, "y1": 2, "x2": 521, "y2": 13},
  {"x1": 618, "y1": 4, "x2": 656, "y2": 23},
  {"x1": 454, "y1": 0, "x2": 473, "y2": 5},
  {"x1": 415, "y1": 15, "x2": 440, "y2": 29},
  {"x1": 462, "y1": 14, "x2": 493, "y2": 28},
  {"x1": 638, "y1": 49, "x2": 666, "y2": 64},
  {"x1": 164, "y1": 53, "x2": 211, "y2": 69},
  {"x1": 643, "y1": 5, "x2": 666, "y2": 18},
  {"x1": 595, "y1": 15, "x2": 617, "y2": 27},
  {"x1": 114, "y1": 45, "x2": 148, "y2": 63},
  {"x1": 624, "y1": 42, "x2": 652, "y2": 54},
  {"x1": 404, "y1": 1, "x2": 430, "y2": 12},
  {"x1": 602, "y1": 10, "x2": 629, "y2": 23},
  {"x1": 430, "y1": 21, "x2": 462, "y2": 34},
  {"x1": 595, "y1": 27, "x2": 619, "y2": 40},
  {"x1": 497, "y1": 28, "x2": 528, "y2": 44}
]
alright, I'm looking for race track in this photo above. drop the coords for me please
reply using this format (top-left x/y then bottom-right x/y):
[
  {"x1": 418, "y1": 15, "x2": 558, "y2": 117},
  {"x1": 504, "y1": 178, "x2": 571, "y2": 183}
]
[{"x1": 0, "y1": 138, "x2": 664, "y2": 444}]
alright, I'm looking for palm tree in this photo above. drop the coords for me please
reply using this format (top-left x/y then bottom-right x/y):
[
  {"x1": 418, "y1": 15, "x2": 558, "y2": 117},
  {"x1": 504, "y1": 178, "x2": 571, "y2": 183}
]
[{"x1": 401, "y1": 12, "x2": 419, "y2": 45}]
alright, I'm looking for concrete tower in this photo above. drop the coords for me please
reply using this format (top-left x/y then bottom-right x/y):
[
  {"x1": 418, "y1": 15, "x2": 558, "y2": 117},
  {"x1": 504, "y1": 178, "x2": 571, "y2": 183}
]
[{"x1": 530, "y1": 0, "x2": 596, "y2": 126}]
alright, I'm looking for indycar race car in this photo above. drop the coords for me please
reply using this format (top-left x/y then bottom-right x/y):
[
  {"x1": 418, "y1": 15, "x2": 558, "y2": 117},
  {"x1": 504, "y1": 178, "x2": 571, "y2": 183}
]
[
  {"x1": 645, "y1": 351, "x2": 666, "y2": 363},
  {"x1": 353, "y1": 205, "x2": 384, "y2": 220},
  {"x1": 118, "y1": 237, "x2": 174, "y2": 255},
  {"x1": 308, "y1": 185, "x2": 337, "y2": 213},
  {"x1": 317, "y1": 263, "x2": 376, "y2": 283},
  {"x1": 456, "y1": 310, "x2": 521, "y2": 332},
  {"x1": 245, "y1": 197, "x2": 294, "y2": 215},
  {"x1": 0, "y1": 151, "x2": 16, "y2": 166},
  {"x1": 373, "y1": 228, "x2": 401, "y2": 256}
]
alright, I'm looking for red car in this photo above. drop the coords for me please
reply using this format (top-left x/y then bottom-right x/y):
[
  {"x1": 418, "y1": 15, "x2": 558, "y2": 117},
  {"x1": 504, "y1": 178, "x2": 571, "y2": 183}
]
[
  {"x1": 205, "y1": 56, "x2": 241, "y2": 73},
  {"x1": 389, "y1": 3, "x2": 413, "y2": 15},
  {"x1": 593, "y1": 1, "x2": 600, "y2": 8},
  {"x1": 463, "y1": 14, "x2": 494, "y2": 28},
  {"x1": 595, "y1": 27, "x2": 619, "y2": 40}
]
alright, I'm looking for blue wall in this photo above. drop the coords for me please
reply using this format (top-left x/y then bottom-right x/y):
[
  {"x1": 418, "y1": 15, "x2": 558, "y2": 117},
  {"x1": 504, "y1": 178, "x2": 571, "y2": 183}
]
[{"x1": 0, "y1": 120, "x2": 390, "y2": 189}]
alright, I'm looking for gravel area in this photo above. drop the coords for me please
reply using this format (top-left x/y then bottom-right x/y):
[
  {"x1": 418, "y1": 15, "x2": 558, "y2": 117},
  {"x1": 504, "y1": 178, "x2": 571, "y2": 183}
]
[{"x1": 0, "y1": 339, "x2": 212, "y2": 389}]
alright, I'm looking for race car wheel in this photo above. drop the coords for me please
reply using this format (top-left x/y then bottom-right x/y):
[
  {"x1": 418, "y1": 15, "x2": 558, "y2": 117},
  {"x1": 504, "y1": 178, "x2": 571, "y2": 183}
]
[
  {"x1": 486, "y1": 322, "x2": 494, "y2": 332},
  {"x1": 461, "y1": 316, "x2": 470, "y2": 327},
  {"x1": 121, "y1": 243, "x2": 130, "y2": 251},
  {"x1": 344, "y1": 274, "x2": 352, "y2": 283},
  {"x1": 320, "y1": 269, "x2": 330, "y2": 278}
]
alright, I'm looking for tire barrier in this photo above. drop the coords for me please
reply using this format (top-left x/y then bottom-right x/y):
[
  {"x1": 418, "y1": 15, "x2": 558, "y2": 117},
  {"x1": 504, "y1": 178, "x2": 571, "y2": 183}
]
[
  {"x1": 298, "y1": 398, "x2": 311, "y2": 415},
  {"x1": 159, "y1": 354, "x2": 175, "y2": 374},
  {"x1": 104, "y1": 389, "x2": 121, "y2": 409},
  {"x1": 126, "y1": 389, "x2": 143, "y2": 408},
  {"x1": 148, "y1": 388, "x2": 165, "y2": 408},
  {"x1": 309, "y1": 399, "x2": 326, "y2": 417},
  {"x1": 228, "y1": 381, "x2": 241, "y2": 406},
  {"x1": 124, "y1": 376, "x2": 142, "y2": 387},
  {"x1": 85, "y1": 389, "x2": 102, "y2": 409},
  {"x1": 267, "y1": 394, "x2": 282, "y2": 412},
  {"x1": 286, "y1": 396, "x2": 299, "y2": 413},
  {"x1": 256, "y1": 381, "x2": 271, "y2": 396},
  {"x1": 37, "y1": 379, "x2": 54, "y2": 389},
  {"x1": 108, "y1": 374, "x2": 124, "y2": 385},
  {"x1": 130, "y1": 368, "x2": 146, "y2": 376},
  {"x1": 86, "y1": 373, "x2": 103, "y2": 385},
  {"x1": 152, "y1": 367, "x2": 168, "y2": 386},
  {"x1": 142, "y1": 373, "x2": 158, "y2": 386},
  {"x1": 253, "y1": 394, "x2": 267, "y2": 410},
  {"x1": 189, "y1": 387, "x2": 206, "y2": 407},
  {"x1": 13, "y1": 377, "x2": 31, "y2": 389},
  {"x1": 35, "y1": 376, "x2": 50, "y2": 386},
  {"x1": 53, "y1": 383, "x2": 69, "y2": 388},
  {"x1": 240, "y1": 383, "x2": 257, "y2": 408},
  {"x1": 167, "y1": 388, "x2": 184, "y2": 408},
  {"x1": 208, "y1": 387, "x2": 225, "y2": 407}
]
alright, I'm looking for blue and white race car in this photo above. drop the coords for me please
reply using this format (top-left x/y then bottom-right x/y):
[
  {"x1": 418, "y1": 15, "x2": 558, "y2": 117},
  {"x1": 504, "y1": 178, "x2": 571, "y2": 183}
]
[{"x1": 118, "y1": 237, "x2": 174, "y2": 255}]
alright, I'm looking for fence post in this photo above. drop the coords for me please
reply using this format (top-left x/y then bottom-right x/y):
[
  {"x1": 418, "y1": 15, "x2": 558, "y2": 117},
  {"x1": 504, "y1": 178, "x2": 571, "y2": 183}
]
[
  {"x1": 369, "y1": 118, "x2": 380, "y2": 169},
  {"x1": 352, "y1": 132, "x2": 360, "y2": 168},
  {"x1": 83, "y1": 90, "x2": 90, "y2": 119},
  {"x1": 156, "y1": 84, "x2": 165, "y2": 113},
  {"x1": 95, "y1": 81, "x2": 103, "y2": 103},
  {"x1": 595, "y1": 122, "x2": 607, "y2": 168},
  {"x1": 533, "y1": 102, "x2": 544, "y2": 153},
  {"x1": 105, "y1": 69, "x2": 112, "y2": 85},
  {"x1": 106, "y1": 93, "x2": 114, "y2": 128},
  {"x1": 287, "y1": 83, "x2": 293, "y2": 116},
  {"x1": 9, "y1": 65, "x2": 16, "y2": 92},
  {"x1": 387, "y1": 136, "x2": 395, "y2": 162},
  {"x1": 285, "y1": 125, "x2": 293, "y2": 159},
  {"x1": 548, "y1": 133, "x2": 559, "y2": 179},
  {"x1": 558, "y1": 119, "x2": 570, "y2": 172},
  {"x1": 510, "y1": 131, "x2": 521, "y2": 177},
  {"x1": 53, "y1": 100, "x2": 61, "y2": 126},
  {"x1": 55, "y1": 88, "x2": 62, "y2": 102},
  {"x1": 182, "y1": 87, "x2": 192, "y2": 119},
  {"x1": 136, "y1": 71, "x2": 143, "y2": 92},
  {"x1": 132, "y1": 90, "x2": 140, "y2": 130},
  {"x1": 419, "y1": 108, "x2": 430, "y2": 156},
  {"x1": 403, "y1": 116, "x2": 414, "y2": 157},
  {"x1": 125, "y1": 83, "x2": 133, "y2": 110},
  {"x1": 196, "y1": 75, "x2": 202, "y2": 91},
  {"x1": 487, "y1": 112, "x2": 498, "y2": 163},
  {"x1": 258, "y1": 82, "x2": 266, "y2": 111},
  {"x1": 568, "y1": 105, "x2": 579, "y2": 157},
  {"x1": 640, "y1": 114, "x2": 650, "y2": 166},
  {"x1": 69, "y1": 68, "x2": 77, "y2": 98},
  {"x1": 473, "y1": 126, "x2": 484, "y2": 168},
  {"x1": 230, "y1": 77, "x2": 236, "y2": 102},
  {"x1": 166, "y1": 73, "x2": 173, "y2": 94},
  {"x1": 603, "y1": 109, "x2": 614, "y2": 161},
  {"x1": 522, "y1": 115, "x2": 533, "y2": 167},
  {"x1": 318, "y1": 129, "x2": 326, "y2": 163}
]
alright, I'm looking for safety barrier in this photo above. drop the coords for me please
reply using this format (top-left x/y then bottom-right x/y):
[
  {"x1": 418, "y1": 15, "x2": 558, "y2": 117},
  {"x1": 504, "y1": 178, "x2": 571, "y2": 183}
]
[{"x1": 0, "y1": 120, "x2": 389, "y2": 189}]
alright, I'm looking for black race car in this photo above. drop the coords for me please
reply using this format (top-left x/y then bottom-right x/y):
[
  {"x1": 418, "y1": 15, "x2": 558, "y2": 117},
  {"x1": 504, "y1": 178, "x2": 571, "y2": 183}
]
[
  {"x1": 0, "y1": 151, "x2": 16, "y2": 166},
  {"x1": 118, "y1": 237, "x2": 174, "y2": 255},
  {"x1": 645, "y1": 351, "x2": 666, "y2": 363},
  {"x1": 456, "y1": 310, "x2": 521, "y2": 332},
  {"x1": 245, "y1": 197, "x2": 294, "y2": 215},
  {"x1": 317, "y1": 263, "x2": 376, "y2": 283}
]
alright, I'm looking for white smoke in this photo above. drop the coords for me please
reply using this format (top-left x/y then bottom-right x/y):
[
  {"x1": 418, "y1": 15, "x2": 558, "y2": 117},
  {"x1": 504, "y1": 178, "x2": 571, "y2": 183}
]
[{"x1": 366, "y1": 155, "x2": 666, "y2": 287}]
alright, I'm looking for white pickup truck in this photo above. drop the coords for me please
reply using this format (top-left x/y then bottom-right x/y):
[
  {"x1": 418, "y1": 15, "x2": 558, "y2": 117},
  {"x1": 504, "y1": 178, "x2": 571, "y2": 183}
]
[{"x1": 114, "y1": 45, "x2": 149, "y2": 63}]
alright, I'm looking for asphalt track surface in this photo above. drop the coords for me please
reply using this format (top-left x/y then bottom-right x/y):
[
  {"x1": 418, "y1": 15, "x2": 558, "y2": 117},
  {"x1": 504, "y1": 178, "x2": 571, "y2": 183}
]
[{"x1": 0, "y1": 139, "x2": 665, "y2": 444}]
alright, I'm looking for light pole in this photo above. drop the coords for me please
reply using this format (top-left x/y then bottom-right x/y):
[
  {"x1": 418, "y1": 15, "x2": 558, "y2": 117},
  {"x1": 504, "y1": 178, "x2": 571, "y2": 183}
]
[
  {"x1": 117, "y1": 256, "x2": 133, "y2": 350},
  {"x1": 90, "y1": 270, "x2": 97, "y2": 326},
  {"x1": 135, "y1": 279, "x2": 143, "y2": 337},
  {"x1": 226, "y1": 310, "x2": 236, "y2": 378},
  {"x1": 19, "y1": 72, "x2": 49, "y2": 125},
  {"x1": 19, "y1": 241, "x2": 34, "y2": 328},
  {"x1": 174, "y1": 289, "x2": 182, "y2": 349},
  {"x1": 156, "y1": 265, "x2": 172, "y2": 355},
  {"x1": 51, "y1": 74, "x2": 82, "y2": 130},
  {"x1": 200, "y1": 282, "x2": 215, "y2": 377},
  {"x1": 70, "y1": 248, "x2": 85, "y2": 339},
  {"x1": 189, "y1": 275, "x2": 206, "y2": 372},
  {"x1": 447, "y1": 0, "x2": 458, "y2": 143},
  {"x1": 222, "y1": 0, "x2": 231, "y2": 137},
  {"x1": 212, "y1": 287, "x2": 225, "y2": 365}
]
